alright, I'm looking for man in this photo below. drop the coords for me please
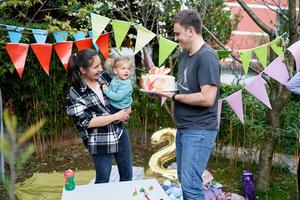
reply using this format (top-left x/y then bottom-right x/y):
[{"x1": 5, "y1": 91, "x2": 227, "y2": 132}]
[
  {"x1": 159, "y1": 10, "x2": 220, "y2": 199},
  {"x1": 286, "y1": 72, "x2": 300, "y2": 194}
]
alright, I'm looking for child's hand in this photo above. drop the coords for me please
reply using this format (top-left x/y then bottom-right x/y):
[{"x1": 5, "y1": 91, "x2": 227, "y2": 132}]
[{"x1": 101, "y1": 83, "x2": 108, "y2": 89}]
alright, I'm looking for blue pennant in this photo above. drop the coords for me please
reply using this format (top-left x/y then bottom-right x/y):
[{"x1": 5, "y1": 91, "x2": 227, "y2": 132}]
[
  {"x1": 31, "y1": 29, "x2": 48, "y2": 43},
  {"x1": 6, "y1": 25, "x2": 24, "y2": 43},
  {"x1": 73, "y1": 32, "x2": 86, "y2": 40},
  {"x1": 53, "y1": 31, "x2": 68, "y2": 43},
  {"x1": 88, "y1": 31, "x2": 99, "y2": 52}
]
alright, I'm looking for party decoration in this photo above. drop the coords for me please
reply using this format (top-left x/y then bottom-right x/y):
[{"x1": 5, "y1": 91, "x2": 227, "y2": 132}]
[
  {"x1": 239, "y1": 50, "x2": 252, "y2": 74},
  {"x1": 88, "y1": 31, "x2": 99, "y2": 52},
  {"x1": 245, "y1": 75, "x2": 271, "y2": 109},
  {"x1": 134, "y1": 25, "x2": 156, "y2": 54},
  {"x1": 53, "y1": 41, "x2": 73, "y2": 70},
  {"x1": 53, "y1": 31, "x2": 68, "y2": 43},
  {"x1": 225, "y1": 90, "x2": 244, "y2": 124},
  {"x1": 96, "y1": 33, "x2": 109, "y2": 60},
  {"x1": 216, "y1": 50, "x2": 232, "y2": 60},
  {"x1": 91, "y1": 13, "x2": 110, "y2": 42},
  {"x1": 148, "y1": 128, "x2": 177, "y2": 180},
  {"x1": 31, "y1": 29, "x2": 48, "y2": 43},
  {"x1": 74, "y1": 38, "x2": 92, "y2": 51},
  {"x1": 144, "y1": 49, "x2": 155, "y2": 69},
  {"x1": 263, "y1": 57, "x2": 289, "y2": 85},
  {"x1": 158, "y1": 36, "x2": 178, "y2": 66},
  {"x1": 254, "y1": 44, "x2": 268, "y2": 68},
  {"x1": 270, "y1": 38, "x2": 283, "y2": 56},
  {"x1": 6, "y1": 25, "x2": 24, "y2": 43},
  {"x1": 111, "y1": 20, "x2": 131, "y2": 49},
  {"x1": 287, "y1": 40, "x2": 300, "y2": 72},
  {"x1": 30, "y1": 43, "x2": 53, "y2": 75},
  {"x1": 73, "y1": 31, "x2": 85, "y2": 41},
  {"x1": 6, "y1": 43, "x2": 29, "y2": 78}
]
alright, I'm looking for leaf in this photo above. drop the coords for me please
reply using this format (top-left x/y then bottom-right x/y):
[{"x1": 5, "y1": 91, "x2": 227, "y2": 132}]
[
  {"x1": 18, "y1": 118, "x2": 46, "y2": 145},
  {"x1": 16, "y1": 144, "x2": 35, "y2": 170},
  {"x1": 3, "y1": 109, "x2": 17, "y2": 137},
  {"x1": 0, "y1": 137, "x2": 11, "y2": 162}
]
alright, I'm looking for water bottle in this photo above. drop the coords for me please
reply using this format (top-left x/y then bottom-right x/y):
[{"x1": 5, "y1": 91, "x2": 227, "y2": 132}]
[{"x1": 64, "y1": 169, "x2": 75, "y2": 191}]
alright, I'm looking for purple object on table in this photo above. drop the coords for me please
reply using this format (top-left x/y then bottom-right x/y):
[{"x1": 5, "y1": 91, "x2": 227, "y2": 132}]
[{"x1": 242, "y1": 170, "x2": 255, "y2": 200}]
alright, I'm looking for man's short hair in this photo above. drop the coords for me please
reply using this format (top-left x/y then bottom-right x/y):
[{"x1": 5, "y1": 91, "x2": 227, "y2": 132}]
[{"x1": 172, "y1": 10, "x2": 202, "y2": 34}]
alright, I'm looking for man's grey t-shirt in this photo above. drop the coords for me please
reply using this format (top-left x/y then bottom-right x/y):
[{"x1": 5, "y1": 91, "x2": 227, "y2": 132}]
[{"x1": 174, "y1": 43, "x2": 220, "y2": 130}]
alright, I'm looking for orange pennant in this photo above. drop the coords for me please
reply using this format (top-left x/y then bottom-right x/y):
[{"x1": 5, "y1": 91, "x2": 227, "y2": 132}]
[
  {"x1": 96, "y1": 33, "x2": 109, "y2": 60},
  {"x1": 54, "y1": 41, "x2": 73, "y2": 70},
  {"x1": 75, "y1": 38, "x2": 92, "y2": 51},
  {"x1": 6, "y1": 43, "x2": 29, "y2": 78},
  {"x1": 31, "y1": 43, "x2": 53, "y2": 75}
]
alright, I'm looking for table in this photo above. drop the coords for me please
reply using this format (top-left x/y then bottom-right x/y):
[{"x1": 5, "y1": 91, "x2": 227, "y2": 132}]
[{"x1": 62, "y1": 178, "x2": 170, "y2": 200}]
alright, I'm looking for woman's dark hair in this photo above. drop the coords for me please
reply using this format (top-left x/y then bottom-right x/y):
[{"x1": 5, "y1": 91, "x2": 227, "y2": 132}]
[
  {"x1": 172, "y1": 9, "x2": 202, "y2": 34},
  {"x1": 67, "y1": 49, "x2": 98, "y2": 86}
]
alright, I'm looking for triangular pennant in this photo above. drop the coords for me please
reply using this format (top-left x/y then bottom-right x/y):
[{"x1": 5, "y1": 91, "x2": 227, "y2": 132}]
[
  {"x1": 6, "y1": 25, "x2": 24, "y2": 43},
  {"x1": 239, "y1": 50, "x2": 252, "y2": 74},
  {"x1": 6, "y1": 43, "x2": 29, "y2": 78},
  {"x1": 217, "y1": 99, "x2": 223, "y2": 129},
  {"x1": 158, "y1": 36, "x2": 178, "y2": 66},
  {"x1": 75, "y1": 38, "x2": 92, "y2": 51},
  {"x1": 31, "y1": 29, "x2": 48, "y2": 43},
  {"x1": 254, "y1": 45, "x2": 268, "y2": 68},
  {"x1": 53, "y1": 31, "x2": 68, "y2": 43},
  {"x1": 287, "y1": 40, "x2": 300, "y2": 72},
  {"x1": 225, "y1": 90, "x2": 244, "y2": 124},
  {"x1": 270, "y1": 38, "x2": 283, "y2": 56},
  {"x1": 134, "y1": 25, "x2": 156, "y2": 54},
  {"x1": 245, "y1": 75, "x2": 272, "y2": 109},
  {"x1": 216, "y1": 50, "x2": 232, "y2": 60},
  {"x1": 88, "y1": 31, "x2": 99, "y2": 52},
  {"x1": 53, "y1": 41, "x2": 73, "y2": 70},
  {"x1": 73, "y1": 31, "x2": 86, "y2": 40},
  {"x1": 111, "y1": 20, "x2": 131, "y2": 49},
  {"x1": 30, "y1": 43, "x2": 53, "y2": 75},
  {"x1": 263, "y1": 57, "x2": 289, "y2": 85},
  {"x1": 96, "y1": 33, "x2": 109, "y2": 60},
  {"x1": 145, "y1": 49, "x2": 155, "y2": 69},
  {"x1": 91, "y1": 13, "x2": 110, "y2": 42},
  {"x1": 161, "y1": 97, "x2": 167, "y2": 106}
]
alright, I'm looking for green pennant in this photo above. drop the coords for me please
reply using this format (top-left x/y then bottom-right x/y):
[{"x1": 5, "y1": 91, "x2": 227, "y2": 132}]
[
  {"x1": 134, "y1": 25, "x2": 156, "y2": 54},
  {"x1": 91, "y1": 13, "x2": 110, "y2": 42},
  {"x1": 111, "y1": 20, "x2": 131, "y2": 49},
  {"x1": 270, "y1": 38, "x2": 283, "y2": 56},
  {"x1": 158, "y1": 36, "x2": 178, "y2": 66},
  {"x1": 254, "y1": 45, "x2": 268, "y2": 68},
  {"x1": 239, "y1": 50, "x2": 252, "y2": 74},
  {"x1": 216, "y1": 50, "x2": 232, "y2": 60}
]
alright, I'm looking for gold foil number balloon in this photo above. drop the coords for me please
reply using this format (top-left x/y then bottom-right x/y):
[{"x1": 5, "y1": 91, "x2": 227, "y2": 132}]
[{"x1": 148, "y1": 128, "x2": 178, "y2": 181}]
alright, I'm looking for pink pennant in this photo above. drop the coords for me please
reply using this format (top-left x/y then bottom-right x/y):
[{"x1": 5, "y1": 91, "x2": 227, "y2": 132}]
[
  {"x1": 225, "y1": 90, "x2": 244, "y2": 124},
  {"x1": 161, "y1": 97, "x2": 167, "y2": 106},
  {"x1": 54, "y1": 41, "x2": 73, "y2": 71},
  {"x1": 263, "y1": 57, "x2": 289, "y2": 85},
  {"x1": 217, "y1": 99, "x2": 223, "y2": 129},
  {"x1": 245, "y1": 75, "x2": 272, "y2": 109},
  {"x1": 287, "y1": 40, "x2": 300, "y2": 72},
  {"x1": 6, "y1": 43, "x2": 29, "y2": 78},
  {"x1": 145, "y1": 49, "x2": 155, "y2": 69}
]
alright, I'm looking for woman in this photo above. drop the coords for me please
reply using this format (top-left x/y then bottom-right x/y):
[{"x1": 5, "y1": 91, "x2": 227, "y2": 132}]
[{"x1": 66, "y1": 49, "x2": 132, "y2": 183}]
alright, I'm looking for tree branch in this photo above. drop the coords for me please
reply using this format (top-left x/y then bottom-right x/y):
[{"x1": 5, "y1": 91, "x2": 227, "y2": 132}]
[{"x1": 236, "y1": 0, "x2": 275, "y2": 37}]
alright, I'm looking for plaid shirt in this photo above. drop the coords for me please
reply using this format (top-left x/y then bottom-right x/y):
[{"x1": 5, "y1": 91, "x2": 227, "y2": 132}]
[{"x1": 67, "y1": 79, "x2": 120, "y2": 154}]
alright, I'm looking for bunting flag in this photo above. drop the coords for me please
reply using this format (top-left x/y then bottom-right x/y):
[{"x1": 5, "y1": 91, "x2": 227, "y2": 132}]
[
  {"x1": 96, "y1": 33, "x2": 109, "y2": 60},
  {"x1": 161, "y1": 97, "x2": 167, "y2": 106},
  {"x1": 263, "y1": 57, "x2": 289, "y2": 85},
  {"x1": 91, "y1": 13, "x2": 110, "y2": 42},
  {"x1": 245, "y1": 75, "x2": 271, "y2": 109},
  {"x1": 145, "y1": 49, "x2": 155, "y2": 68},
  {"x1": 254, "y1": 44, "x2": 268, "y2": 68},
  {"x1": 88, "y1": 31, "x2": 99, "y2": 52},
  {"x1": 216, "y1": 50, "x2": 232, "y2": 60},
  {"x1": 74, "y1": 38, "x2": 92, "y2": 51},
  {"x1": 239, "y1": 50, "x2": 252, "y2": 74},
  {"x1": 270, "y1": 38, "x2": 283, "y2": 56},
  {"x1": 73, "y1": 32, "x2": 86, "y2": 40},
  {"x1": 31, "y1": 29, "x2": 48, "y2": 43},
  {"x1": 53, "y1": 31, "x2": 68, "y2": 43},
  {"x1": 225, "y1": 90, "x2": 244, "y2": 124},
  {"x1": 6, "y1": 25, "x2": 24, "y2": 43},
  {"x1": 6, "y1": 43, "x2": 29, "y2": 78},
  {"x1": 30, "y1": 43, "x2": 53, "y2": 75},
  {"x1": 53, "y1": 41, "x2": 73, "y2": 70},
  {"x1": 287, "y1": 40, "x2": 300, "y2": 72},
  {"x1": 111, "y1": 20, "x2": 131, "y2": 49},
  {"x1": 134, "y1": 25, "x2": 156, "y2": 54},
  {"x1": 217, "y1": 99, "x2": 223, "y2": 129},
  {"x1": 158, "y1": 36, "x2": 178, "y2": 66}
]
